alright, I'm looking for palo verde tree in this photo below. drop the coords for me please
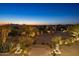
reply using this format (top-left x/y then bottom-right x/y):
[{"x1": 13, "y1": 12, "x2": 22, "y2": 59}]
[
  {"x1": 51, "y1": 35, "x2": 62, "y2": 56},
  {"x1": 14, "y1": 25, "x2": 38, "y2": 55}
]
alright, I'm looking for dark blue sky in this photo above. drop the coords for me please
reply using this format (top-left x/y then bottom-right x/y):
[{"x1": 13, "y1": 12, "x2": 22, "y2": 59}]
[{"x1": 0, "y1": 3, "x2": 79, "y2": 24}]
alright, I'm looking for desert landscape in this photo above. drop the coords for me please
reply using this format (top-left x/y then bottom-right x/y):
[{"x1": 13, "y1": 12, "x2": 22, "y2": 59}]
[{"x1": 0, "y1": 24, "x2": 79, "y2": 56}]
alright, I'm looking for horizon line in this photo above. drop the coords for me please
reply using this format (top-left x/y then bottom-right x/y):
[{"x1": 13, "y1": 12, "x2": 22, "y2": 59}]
[{"x1": 0, "y1": 22, "x2": 78, "y2": 26}]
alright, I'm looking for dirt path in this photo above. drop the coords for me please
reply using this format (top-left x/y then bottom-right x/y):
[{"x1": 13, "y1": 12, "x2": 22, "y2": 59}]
[
  {"x1": 61, "y1": 42, "x2": 79, "y2": 56},
  {"x1": 29, "y1": 45, "x2": 52, "y2": 56}
]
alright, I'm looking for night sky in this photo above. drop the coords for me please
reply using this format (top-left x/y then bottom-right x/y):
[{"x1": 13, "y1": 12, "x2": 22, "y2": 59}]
[{"x1": 0, "y1": 3, "x2": 79, "y2": 24}]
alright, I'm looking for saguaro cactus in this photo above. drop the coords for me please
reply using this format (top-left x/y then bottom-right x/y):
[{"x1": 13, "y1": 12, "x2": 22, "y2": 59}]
[
  {"x1": 1, "y1": 27, "x2": 11, "y2": 44},
  {"x1": 0, "y1": 26, "x2": 11, "y2": 53}
]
